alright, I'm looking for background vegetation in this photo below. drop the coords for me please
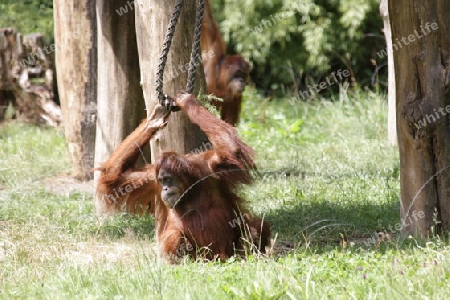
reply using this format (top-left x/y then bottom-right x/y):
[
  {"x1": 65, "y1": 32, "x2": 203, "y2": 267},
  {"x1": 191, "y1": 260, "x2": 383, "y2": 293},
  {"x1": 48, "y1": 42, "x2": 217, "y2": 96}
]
[
  {"x1": 0, "y1": 0, "x2": 54, "y2": 41},
  {"x1": 0, "y1": 0, "x2": 386, "y2": 95}
]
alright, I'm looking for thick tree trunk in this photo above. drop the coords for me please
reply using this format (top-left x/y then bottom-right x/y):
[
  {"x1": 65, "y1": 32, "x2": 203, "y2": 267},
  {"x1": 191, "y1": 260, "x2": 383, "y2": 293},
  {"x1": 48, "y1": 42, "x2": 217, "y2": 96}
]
[
  {"x1": 389, "y1": 0, "x2": 450, "y2": 235},
  {"x1": 54, "y1": 0, "x2": 97, "y2": 180},
  {"x1": 135, "y1": 0, "x2": 208, "y2": 162},
  {"x1": 93, "y1": 0, "x2": 146, "y2": 215},
  {"x1": 380, "y1": 0, "x2": 396, "y2": 146}
]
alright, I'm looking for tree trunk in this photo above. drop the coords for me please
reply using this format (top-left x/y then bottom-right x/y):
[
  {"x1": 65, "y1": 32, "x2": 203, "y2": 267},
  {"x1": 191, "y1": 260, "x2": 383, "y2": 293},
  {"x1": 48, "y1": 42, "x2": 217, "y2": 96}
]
[
  {"x1": 93, "y1": 0, "x2": 147, "y2": 215},
  {"x1": 135, "y1": 0, "x2": 208, "y2": 162},
  {"x1": 54, "y1": 0, "x2": 97, "y2": 180},
  {"x1": 389, "y1": 0, "x2": 450, "y2": 236},
  {"x1": 380, "y1": 0, "x2": 397, "y2": 146}
]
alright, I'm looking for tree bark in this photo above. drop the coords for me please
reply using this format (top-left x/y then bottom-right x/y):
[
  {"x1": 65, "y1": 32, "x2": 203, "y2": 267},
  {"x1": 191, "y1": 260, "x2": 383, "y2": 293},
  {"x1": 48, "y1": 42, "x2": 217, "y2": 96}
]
[
  {"x1": 54, "y1": 0, "x2": 97, "y2": 180},
  {"x1": 135, "y1": 0, "x2": 208, "y2": 162},
  {"x1": 93, "y1": 0, "x2": 147, "y2": 215},
  {"x1": 389, "y1": 0, "x2": 450, "y2": 236},
  {"x1": 380, "y1": 0, "x2": 397, "y2": 146}
]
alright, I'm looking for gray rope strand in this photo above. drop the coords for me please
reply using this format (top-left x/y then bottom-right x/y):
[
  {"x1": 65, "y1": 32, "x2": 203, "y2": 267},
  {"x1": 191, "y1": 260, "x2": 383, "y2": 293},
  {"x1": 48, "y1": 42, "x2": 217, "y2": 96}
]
[
  {"x1": 186, "y1": 0, "x2": 205, "y2": 93},
  {"x1": 156, "y1": 0, "x2": 184, "y2": 104}
]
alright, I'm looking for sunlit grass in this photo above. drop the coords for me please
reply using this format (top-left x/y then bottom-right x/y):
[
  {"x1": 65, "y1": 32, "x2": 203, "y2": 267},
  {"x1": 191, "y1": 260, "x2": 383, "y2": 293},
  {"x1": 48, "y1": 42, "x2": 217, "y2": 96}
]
[{"x1": 239, "y1": 88, "x2": 400, "y2": 244}]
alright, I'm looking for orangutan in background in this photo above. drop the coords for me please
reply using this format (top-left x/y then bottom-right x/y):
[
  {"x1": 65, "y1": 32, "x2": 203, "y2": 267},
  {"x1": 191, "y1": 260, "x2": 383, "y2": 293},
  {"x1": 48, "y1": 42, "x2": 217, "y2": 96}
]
[{"x1": 200, "y1": 0, "x2": 251, "y2": 126}]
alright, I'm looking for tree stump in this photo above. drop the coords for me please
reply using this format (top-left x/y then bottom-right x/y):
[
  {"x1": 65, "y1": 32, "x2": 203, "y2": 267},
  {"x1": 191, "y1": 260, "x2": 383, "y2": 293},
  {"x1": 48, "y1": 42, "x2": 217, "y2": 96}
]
[{"x1": 0, "y1": 28, "x2": 61, "y2": 126}]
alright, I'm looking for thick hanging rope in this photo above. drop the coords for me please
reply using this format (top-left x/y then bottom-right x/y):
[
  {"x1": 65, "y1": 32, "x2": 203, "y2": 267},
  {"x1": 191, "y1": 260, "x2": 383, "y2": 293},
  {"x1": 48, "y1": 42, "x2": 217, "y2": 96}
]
[
  {"x1": 155, "y1": 0, "x2": 184, "y2": 106},
  {"x1": 155, "y1": 0, "x2": 205, "y2": 108},
  {"x1": 186, "y1": 0, "x2": 205, "y2": 93}
]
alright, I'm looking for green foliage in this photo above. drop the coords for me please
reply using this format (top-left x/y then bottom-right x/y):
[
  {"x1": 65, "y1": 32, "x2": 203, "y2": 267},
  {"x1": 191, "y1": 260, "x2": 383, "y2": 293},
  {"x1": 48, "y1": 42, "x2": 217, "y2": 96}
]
[
  {"x1": 212, "y1": 0, "x2": 384, "y2": 95},
  {"x1": 0, "y1": 0, "x2": 54, "y2": 40}
]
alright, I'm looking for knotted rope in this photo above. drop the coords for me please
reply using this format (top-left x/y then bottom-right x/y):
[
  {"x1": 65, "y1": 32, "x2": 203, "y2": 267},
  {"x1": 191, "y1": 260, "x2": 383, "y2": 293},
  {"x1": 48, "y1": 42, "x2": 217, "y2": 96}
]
[{"x1": 154, "y1": 0, "x2": 205, "y2": 111}]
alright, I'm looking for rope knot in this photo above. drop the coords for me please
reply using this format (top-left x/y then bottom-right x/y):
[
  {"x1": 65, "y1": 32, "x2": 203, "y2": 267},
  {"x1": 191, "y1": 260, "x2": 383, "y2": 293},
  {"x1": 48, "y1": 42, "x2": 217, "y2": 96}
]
[{"x1": 161, "y1": 94, "x2": 181, "y2": 112}]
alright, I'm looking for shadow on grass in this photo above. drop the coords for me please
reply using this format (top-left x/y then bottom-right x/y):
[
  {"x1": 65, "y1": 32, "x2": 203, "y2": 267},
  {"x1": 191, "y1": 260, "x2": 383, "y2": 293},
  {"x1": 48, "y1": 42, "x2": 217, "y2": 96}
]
[
  {"x1": 260, "y1": 170, "x2": 402, "y2": 252},
  {"x1": 95, "y1": 168, "x2": 402, "y2": 254},
  {"x1": 265, "y1": 200, "x2": 398, "y2": 246}
]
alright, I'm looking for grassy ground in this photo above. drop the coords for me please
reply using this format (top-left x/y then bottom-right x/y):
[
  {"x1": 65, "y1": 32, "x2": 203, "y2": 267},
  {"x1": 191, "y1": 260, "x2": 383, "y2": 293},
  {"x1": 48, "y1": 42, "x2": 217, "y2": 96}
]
[{"x1": 1, "y1": 90, "x2": 449, "y2": 299}]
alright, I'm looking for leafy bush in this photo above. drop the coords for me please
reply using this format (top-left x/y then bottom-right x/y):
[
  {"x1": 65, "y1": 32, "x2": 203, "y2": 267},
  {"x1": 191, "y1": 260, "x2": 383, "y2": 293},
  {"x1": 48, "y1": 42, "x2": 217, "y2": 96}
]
[
  {"x1": 0, "y1": 0, "x2": 54, "y2": 41},
  {"x1": 212, "y1": 0, "x2": 385, "y2": 95},
  {"x1": 0, "y1": 0, "x2": 387, "y2": 96}
]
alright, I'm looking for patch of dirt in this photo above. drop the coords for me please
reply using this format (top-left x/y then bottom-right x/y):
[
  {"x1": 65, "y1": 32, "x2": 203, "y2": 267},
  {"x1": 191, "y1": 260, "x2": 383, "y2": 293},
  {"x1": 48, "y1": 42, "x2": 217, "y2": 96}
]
[
  {"x1": 64, "y1": 240, "x2": 158, "y2": 266},
  {"x1": 43, "y1": 175, "x2": 94, "y2": 196}
]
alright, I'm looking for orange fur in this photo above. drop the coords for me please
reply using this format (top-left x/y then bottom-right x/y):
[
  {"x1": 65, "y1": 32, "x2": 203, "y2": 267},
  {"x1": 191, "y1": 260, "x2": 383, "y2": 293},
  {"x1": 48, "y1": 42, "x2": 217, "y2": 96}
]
[{"x1": 95, "y1": 94, "x2": 270, "y2": 262}]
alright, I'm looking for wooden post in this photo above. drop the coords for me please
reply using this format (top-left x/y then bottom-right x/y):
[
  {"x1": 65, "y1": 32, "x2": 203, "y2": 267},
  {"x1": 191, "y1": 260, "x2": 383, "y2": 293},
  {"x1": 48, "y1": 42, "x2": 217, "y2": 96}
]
[
  {"x1": 389, "y1": 0, "x2": 450, "y2": 235},
  {"x1": 54, "y1": 0, "x2": 97, "y2": 180},
  {"x1": 93, "y1": 0, "x2": 147, "y2": 215}
]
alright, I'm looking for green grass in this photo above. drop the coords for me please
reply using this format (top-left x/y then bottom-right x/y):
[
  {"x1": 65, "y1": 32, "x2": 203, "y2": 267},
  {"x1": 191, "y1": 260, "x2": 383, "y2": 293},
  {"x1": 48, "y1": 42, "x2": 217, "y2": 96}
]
[{"x1": 1, "y1": 90, "x2": 449, "y2": 299}]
